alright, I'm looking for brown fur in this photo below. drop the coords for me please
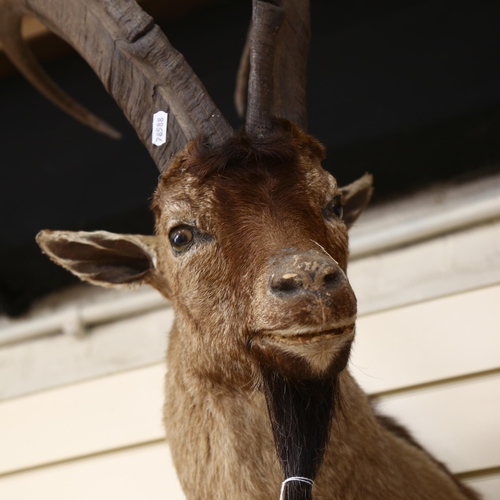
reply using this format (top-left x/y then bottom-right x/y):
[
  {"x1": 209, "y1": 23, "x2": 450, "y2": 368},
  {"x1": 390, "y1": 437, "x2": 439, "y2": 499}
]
[
  {"x1": 374, "y1": 412, "x2": 481, "y2": 500},
  {"x1": 180, "y1": 120, "x2": 326, "y2": 180},
  {"x1": 37, "y1": 123, "x2": 479, "y2": 500}
]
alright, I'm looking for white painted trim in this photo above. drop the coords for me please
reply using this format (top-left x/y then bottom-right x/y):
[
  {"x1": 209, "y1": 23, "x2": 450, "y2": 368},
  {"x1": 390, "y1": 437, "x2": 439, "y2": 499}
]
[
  {"x1": 350, "y1": 190, "x2": 500, "y2": 258},
  {"x1": 0, "y1": 289, "x2": 169, "y2": 347},
  {"x1": 0, "y1": 308, "x2": 173, "y2": 401}
]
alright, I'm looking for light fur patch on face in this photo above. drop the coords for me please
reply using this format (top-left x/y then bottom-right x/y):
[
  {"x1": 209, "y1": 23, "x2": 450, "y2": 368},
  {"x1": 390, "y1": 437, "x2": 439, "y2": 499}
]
[{"x1": 259, "y1": 325, "x2": 355, "y2": 375}]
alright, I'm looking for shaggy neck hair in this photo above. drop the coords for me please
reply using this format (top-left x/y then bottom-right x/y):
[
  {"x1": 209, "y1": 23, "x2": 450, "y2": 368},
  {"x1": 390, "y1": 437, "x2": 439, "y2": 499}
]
[{"x1": 261, "y1": 367, "x2": 340, "y2": 500}]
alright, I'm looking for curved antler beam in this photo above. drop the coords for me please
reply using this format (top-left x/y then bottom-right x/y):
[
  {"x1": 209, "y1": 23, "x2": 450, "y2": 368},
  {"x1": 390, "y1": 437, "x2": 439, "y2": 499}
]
[
  {"x1": 241, "y1": 0, "x2": 310, "y2": 136},
  {"x1": 0, "y1": 0, "x2": 233, "y2": 172}
]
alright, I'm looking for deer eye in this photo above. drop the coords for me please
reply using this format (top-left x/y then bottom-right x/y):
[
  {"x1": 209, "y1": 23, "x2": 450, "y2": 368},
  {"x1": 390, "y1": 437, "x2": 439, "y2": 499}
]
[
  {"x1": 323, "y1": 195, "x2": 343, "y2": 221},
  {"x1": 169, "y1": 225, "x2": 194, "y2": 253}
]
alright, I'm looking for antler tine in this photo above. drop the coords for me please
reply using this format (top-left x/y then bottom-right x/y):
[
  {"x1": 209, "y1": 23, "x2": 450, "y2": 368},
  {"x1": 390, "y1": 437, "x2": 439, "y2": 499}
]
[
  {"x1": 0, "y1": 0, "x2": 233, "y2": 172},
  {"x1": 242, "y1": 0, "x2": 310, "y2": 137}
]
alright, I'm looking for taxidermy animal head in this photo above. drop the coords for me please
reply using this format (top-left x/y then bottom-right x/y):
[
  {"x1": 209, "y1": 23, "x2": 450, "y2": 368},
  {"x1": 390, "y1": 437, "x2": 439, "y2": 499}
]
[{"x1": 0, "y1": 0, "x2": 373, "y2": 498}]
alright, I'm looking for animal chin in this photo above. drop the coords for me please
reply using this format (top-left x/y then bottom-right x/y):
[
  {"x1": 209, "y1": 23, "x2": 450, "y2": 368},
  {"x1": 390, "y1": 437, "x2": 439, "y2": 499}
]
[{"x1": 250, "y1": 324, "x2": 355, "y2": 378}]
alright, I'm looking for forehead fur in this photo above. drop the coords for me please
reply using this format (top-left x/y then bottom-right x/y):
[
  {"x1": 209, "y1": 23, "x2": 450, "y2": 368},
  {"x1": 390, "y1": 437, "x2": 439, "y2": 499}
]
[
  {"x1": 150, "y1": 122, "x2": 337, "y2": 252},
  {"x1": 162, "y1": 120, "x2": 326, "y2": 182}
]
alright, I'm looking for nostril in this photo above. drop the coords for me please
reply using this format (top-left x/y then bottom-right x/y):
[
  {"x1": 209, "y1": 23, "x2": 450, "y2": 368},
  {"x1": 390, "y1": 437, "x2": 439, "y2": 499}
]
[
  {"x1": 271, "y1": 274, "x2": 304, "y2": 294},
  {"x1": 323, "y1": 271, "x2": 340, "y2": 289}
]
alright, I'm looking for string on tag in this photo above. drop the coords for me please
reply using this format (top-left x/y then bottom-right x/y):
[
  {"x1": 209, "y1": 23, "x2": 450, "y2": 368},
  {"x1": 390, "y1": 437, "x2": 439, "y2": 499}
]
[{"x1": 279, "y1": 477, "x2": 314, "y2": 500}]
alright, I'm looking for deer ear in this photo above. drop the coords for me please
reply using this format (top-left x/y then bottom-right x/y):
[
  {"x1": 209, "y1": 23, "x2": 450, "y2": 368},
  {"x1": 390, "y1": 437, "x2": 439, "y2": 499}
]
[
  {"x1": 36, "y1": 230, "x2": 158, "y2": 288},
  {"x1": 340, "y1": 174, "x2": 374, "y2": 228}
]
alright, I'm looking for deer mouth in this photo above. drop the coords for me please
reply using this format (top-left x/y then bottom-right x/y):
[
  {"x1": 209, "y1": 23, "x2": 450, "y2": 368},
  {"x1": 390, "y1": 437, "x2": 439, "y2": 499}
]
[{"x1": 259, "y1": 320, "x2": 355, "y2": 344}]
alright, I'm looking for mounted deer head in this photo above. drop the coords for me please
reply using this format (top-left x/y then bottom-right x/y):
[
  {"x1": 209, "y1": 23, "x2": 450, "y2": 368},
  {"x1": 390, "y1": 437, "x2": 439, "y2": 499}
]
[{"x1": 1, "y1": 1, "x2": 479, "y2": 499}]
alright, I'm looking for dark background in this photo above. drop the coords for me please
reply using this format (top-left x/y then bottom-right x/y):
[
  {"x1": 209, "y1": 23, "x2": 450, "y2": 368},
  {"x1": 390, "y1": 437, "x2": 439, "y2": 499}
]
[{"x1": 1, "y1": 0, "x2": 499, "y2": 316}]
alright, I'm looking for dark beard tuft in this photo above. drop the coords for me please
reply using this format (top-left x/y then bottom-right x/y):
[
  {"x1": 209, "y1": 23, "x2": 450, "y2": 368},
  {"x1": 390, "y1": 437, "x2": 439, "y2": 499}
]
[{"x1": 261, "y1": 367, "x2": 340, "y2": 500}]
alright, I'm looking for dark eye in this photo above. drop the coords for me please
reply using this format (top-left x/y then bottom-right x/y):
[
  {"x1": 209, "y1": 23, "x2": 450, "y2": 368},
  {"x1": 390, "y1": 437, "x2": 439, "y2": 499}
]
[
  {"x1": 169, "y1": 225, "x2": 194, "y2": 253},
  {"x1": 323, "y1": 195, "x2": 343, "y2": 220}
]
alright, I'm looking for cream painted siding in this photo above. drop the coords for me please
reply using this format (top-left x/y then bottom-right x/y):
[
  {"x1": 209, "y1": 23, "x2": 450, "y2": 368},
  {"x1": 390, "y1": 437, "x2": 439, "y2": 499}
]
[
  {"x1": 1, "y1": 180, "x2": 500, "y2": 499},
  {"x1": 0, "y1": 442, "x2": 184, "y2": 500},
  {"x1": 352, "y1": 284, "x2": 500, "y2": 393},
  {"x1": 0, "y1": 365, "x2": 165, "y2": 476}
]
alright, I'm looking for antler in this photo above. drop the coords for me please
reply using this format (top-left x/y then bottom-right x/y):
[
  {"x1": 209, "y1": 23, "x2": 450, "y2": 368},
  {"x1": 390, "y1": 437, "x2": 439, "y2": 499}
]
[
  {"x1": 237, "y1": 0, "x2": 310, "y2": 137},
  {"x1": 0, "y1": 0, "x2": 233, "y2": 172}
]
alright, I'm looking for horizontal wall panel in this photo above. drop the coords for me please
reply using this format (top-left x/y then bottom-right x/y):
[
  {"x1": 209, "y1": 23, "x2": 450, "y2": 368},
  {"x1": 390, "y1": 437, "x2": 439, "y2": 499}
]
[
  {"x1": 351, "y1": 284, "x2": 500, "y2": 394},
  {"x1": 465, "y1": 474, "x2": 500, "y2": 500},
  {"x1": 350, "y1": 173, "x2": 500, "y2": 238},
  {"x1": 0, "y1": 307, "x2": 172, "y2": 402},
  {"x1": 350, "y1": 218, "x2": 500, "y2": 315},
  {"x1": 0, "y1": 442, "x2": 497, "y2": 500},
  {"x1": 1, "y1": 341, "x2": 498, "y2": 492},
  {"x1": 377, "y1": 373, "x2": 500, "y2": 474},
  {"x1": 0, "y1": 364, "x2": 165, "y2": 475},
  {"x1": 0, "y1": 442, "x2": 185, "y2": 500}
]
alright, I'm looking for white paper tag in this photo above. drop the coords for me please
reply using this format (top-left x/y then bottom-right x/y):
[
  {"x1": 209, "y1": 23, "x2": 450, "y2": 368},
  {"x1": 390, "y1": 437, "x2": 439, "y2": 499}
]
[{"x1": 152, "y1": 111, "x2": 168, "y2": 146}]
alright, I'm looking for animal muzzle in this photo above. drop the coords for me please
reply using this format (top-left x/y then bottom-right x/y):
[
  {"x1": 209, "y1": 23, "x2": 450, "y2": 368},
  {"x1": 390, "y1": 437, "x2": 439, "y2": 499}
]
[
  {"x1": 249, "y1": 250, "x2": 357, "y2": 378},
  {"x1": 253, "y1": 249, "x2": 357, "y2": 339},
  {"x1": 269, "y1": 250, "x2": 346, "y2": 301}
]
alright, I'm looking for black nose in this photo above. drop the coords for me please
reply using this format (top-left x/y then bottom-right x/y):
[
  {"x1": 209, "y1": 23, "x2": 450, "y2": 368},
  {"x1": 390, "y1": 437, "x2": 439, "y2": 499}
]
[{"x1": 269, "y1": 251, "x2": 345, "y2": 299}]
